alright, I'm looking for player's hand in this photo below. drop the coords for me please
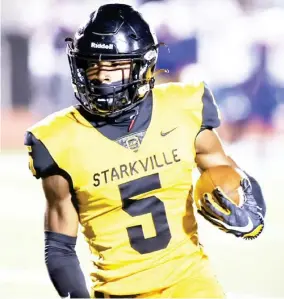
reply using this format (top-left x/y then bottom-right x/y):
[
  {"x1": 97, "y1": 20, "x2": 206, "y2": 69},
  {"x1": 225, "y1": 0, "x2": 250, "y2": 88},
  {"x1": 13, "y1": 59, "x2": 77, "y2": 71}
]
[{"x1": 197, "y1": 178, "x2": 264, "y2": 240}]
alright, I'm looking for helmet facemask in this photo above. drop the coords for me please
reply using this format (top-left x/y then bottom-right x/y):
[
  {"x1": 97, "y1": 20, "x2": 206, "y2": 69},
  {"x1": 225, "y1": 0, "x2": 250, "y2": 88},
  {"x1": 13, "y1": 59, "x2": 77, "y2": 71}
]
[{"x1": 67, "y1": 42, "x2": 159, "y2": 118}]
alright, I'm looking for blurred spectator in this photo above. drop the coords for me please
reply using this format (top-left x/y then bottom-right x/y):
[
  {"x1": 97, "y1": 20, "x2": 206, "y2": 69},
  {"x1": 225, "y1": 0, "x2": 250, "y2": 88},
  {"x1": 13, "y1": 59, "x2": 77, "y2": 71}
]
[
  {"x1": 1, "y1": 0, "x2": 284, "y2": 150},
  {"x1": 216, "y1": 43, "x2": 278, "y2": 142}
]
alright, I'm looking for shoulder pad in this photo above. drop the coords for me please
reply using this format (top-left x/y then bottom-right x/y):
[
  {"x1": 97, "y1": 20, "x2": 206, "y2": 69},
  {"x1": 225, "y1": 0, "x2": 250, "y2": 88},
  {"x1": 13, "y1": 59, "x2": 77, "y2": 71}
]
[
  {"x1": 154, "y1": 81, "x2": 220, "y2": 129},
  {"x1": 27, "y1": 106, "x2": 77, "y2": 141}
]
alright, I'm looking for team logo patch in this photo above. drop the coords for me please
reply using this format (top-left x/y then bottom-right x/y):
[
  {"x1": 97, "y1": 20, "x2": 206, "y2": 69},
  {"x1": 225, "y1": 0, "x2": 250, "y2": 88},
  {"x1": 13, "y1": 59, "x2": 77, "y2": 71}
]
[
  {"x1": 126, "y1": 136, "x2": 140, "y2": 151},
  {"x1": 116, "y1": 131, "x2": 146, "y2": 152}
]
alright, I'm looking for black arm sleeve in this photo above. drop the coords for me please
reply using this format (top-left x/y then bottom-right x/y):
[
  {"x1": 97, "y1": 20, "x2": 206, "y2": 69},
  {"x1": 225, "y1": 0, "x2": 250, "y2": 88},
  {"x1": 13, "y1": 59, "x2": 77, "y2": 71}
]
[
  {"x1": 200, "y1": 83, "x2": 221, "y2": 130},
  {"x1": 45, "y1": 231, "x2": 90, "y2": 298},
  {"x1": 24, "y1": 131, "x2": 59, "y2": 179}
]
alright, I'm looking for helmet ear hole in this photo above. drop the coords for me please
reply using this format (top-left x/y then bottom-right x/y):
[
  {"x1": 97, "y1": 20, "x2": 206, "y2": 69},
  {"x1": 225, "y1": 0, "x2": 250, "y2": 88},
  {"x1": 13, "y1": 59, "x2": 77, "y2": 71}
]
[{"x1": 129, "y1": 33, "x2": 138, "y2": 40}]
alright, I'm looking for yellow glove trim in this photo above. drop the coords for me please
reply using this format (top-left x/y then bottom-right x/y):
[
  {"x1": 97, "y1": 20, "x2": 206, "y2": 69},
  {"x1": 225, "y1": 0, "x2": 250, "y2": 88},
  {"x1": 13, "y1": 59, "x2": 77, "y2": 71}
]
[{"x1": 243, "y1": 224, "x2": 264, "y2": 240}]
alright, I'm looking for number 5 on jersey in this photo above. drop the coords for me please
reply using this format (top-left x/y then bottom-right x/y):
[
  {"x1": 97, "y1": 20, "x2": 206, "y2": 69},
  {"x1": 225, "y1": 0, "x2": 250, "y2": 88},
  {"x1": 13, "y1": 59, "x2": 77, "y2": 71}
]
[{"x1": 118, "y1": 173, "x2": 172, "y2": 254}]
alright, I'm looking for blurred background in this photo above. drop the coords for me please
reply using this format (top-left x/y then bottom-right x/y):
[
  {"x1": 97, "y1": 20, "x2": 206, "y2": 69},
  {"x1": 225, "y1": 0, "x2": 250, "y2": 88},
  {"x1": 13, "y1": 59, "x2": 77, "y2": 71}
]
[{"x1": 1, "y1": 0, "x2": 284, "y2": 298}]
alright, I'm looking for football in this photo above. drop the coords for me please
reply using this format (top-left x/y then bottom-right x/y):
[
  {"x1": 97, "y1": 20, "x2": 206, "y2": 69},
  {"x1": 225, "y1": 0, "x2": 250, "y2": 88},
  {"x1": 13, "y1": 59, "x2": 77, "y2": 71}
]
[{"x1": 194, "y1": 165, "x2": 244, "y2": 208}]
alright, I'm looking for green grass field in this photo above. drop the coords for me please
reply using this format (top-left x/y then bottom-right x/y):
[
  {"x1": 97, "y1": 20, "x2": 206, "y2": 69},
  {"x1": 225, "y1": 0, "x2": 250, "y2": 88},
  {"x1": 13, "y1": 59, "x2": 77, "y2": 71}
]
[{"x1": 1, "y1": 150, "x2": 283, "y2": 298}]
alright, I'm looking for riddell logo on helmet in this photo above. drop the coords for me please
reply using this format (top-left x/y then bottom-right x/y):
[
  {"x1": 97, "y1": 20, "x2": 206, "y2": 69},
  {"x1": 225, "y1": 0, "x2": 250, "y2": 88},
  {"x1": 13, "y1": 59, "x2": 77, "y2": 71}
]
[{"x1": 91, "y1": 42, "x2": 114, "y2": 50}]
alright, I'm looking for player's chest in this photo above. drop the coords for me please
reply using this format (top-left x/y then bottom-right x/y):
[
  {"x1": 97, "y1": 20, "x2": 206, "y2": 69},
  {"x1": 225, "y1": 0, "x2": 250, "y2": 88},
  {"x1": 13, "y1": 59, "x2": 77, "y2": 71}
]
[
  {"x1": 61, "y1": 108, "x2": 199, "y2": 205},
  {"x1": 67, "y1": 132, "x2": 194, "y2": 212},
  {"x1": 70, "y1": 121, "x2": 194, "y2": 180}
]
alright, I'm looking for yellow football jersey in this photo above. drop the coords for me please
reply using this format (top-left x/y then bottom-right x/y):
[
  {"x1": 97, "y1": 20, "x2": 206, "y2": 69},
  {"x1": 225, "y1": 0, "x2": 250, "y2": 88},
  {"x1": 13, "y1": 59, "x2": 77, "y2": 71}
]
[{"x1": 25, "y1": 82, "x2": 221, "y2": 296}]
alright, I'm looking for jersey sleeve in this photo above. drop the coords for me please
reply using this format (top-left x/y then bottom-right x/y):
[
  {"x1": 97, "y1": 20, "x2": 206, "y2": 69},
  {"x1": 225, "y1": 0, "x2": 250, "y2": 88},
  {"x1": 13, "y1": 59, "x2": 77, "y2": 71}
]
[
  {"x1": 200, "y1": 83, "x2": 221, "y2": 130},
  {"x1": 24, "y1": 131, "x2": 59, "y2": 179}
]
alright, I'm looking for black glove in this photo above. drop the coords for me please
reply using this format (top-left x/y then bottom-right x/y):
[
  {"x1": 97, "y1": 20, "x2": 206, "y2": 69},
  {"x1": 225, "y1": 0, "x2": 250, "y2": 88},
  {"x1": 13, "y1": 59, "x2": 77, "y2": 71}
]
[{"x1": 198, "y1": 178, "x2": 264, "y2": 240}]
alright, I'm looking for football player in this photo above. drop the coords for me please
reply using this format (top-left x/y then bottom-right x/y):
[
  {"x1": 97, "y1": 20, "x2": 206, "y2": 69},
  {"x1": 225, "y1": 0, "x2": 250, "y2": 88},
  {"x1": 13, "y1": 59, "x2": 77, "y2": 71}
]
[{"x1": 24, "y1": 4, "x2": 266, "y2": 298}]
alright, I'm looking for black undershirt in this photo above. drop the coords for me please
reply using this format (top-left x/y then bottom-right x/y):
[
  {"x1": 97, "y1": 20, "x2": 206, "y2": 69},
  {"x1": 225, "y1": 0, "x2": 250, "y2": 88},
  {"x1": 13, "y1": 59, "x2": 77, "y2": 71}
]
[{"x1": 76, "y1": 92, "x2": 153, "y2": 141}]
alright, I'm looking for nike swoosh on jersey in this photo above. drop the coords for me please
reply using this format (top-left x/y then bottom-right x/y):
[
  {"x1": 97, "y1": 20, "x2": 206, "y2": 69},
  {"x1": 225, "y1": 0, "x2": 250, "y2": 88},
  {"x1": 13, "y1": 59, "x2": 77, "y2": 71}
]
[
  {"x1": 208, "y1": 215, "x2": 254, "y2": 233},
  {"x1": 160, "y1": 127, "x2": 178, "y2": 136}
]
